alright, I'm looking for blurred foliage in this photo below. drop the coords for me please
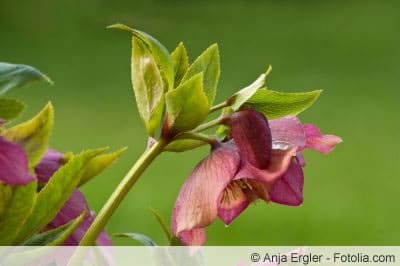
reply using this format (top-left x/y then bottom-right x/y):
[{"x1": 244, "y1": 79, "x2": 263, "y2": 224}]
[{"x1": 1, "y1": 0, "x2": 399, "y2": 245}]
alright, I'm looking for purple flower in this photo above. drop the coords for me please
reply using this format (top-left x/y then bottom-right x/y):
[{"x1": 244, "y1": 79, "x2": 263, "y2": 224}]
[
  {"x1": 34, "y1": 149, "x2": 65, "y2": 183},
  {"x1": 0, "y1": 137, "x2": 35, "y2": 185},
  {"x1": 36, "y1": 150, "x2": 112, "y2": 246},
  {"x1": 47, "y1": 189, "x2": 111, "y2": 246},
  {"x1": 172, "y1": 110, "x2": 341, "y2": 245}
]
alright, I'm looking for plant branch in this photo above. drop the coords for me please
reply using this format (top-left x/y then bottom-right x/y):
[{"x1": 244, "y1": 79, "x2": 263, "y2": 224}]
[
  {"x1": 191, "y1": 117, "x2": 225, "y2": 133},
  {"x1": 209, "y1": 101, "x2": 229, "y2": 113},
  {"x1": 78, "y1": 138, "x2": 168, "y2": 246},
  {"x1": 175, "y1": 132, "x2": 217, "y2": 145}
]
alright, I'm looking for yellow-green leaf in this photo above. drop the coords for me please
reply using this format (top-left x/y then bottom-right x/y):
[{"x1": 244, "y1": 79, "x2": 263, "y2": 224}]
[
  {"x1": 108, "y1": 24, "x2": 174, "y2": 91},
  {"x1": 171, "y1": 42, "x2": 189, "y2": 88},
  {"x1": 180, "y1": 44, "x2": 220, "y2": 105},
  {"x1": 0, "y1": 182, "x2": 37, "y2": 245},
  {"x1": 14, "y1": 149, "x2": 105, "y2": 243},
  {"x1": 244, "y1": 89, "x2": 322, "y2": 119},
  {"x1": 78, "y1": 147, "x2": 127, "y2": 187},
  {"x1": 131, "y1": 37, "x2": 165, "y2": 137},
  {"x1": 164, "y1": 139, "x2": 206, "y2": 152},
  {"x1": 22, "y1": 212, "x2": 85, "y2": 246},
  {"x1": 165, "y1": 73, "x2": 209, "y2": 134},
  {"x1": 229, "y1": 67, "x2": 271, "y2": 111},
  {"x1": 2, "y1": 102, "x2": 54, "y2": 168}
]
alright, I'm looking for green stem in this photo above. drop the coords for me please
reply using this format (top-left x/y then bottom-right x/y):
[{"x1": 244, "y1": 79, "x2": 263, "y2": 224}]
[
  {"x1": 79, "y1": 138, "x2": 168, "y2": 246},
  {"x1": 209, "y1": 101, "x2": 229, "y2": 113},
  {"x1": 191, "y1": 117, "x2": 224, "y2": 133},
  {"x1": 175, "y1": 132, "x2": 216, "y2": 145}
]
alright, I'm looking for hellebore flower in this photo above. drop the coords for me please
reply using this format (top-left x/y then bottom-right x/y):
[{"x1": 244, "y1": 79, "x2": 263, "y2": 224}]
[
  {"x1": 48, "y1": 189, "x2": 111, "y2": 246},
  {"x1": 35, "y1": 150, "x2": 111, "y2": 245},
  {"x1": 34, "y1": 149, "x2": 65, "y2": 183},
  {"x1": 0, "y1": 137, "x2": 35, "y2": 185},
  {"x1": 172, "y1": 110, "x2": 295, "y2": 245},
  {"x1": 268, "y1": 116, "x2": 342, "y2": 206},
  {"x1": 172, "y1": 110, "x2": 341, "y2": 245}
]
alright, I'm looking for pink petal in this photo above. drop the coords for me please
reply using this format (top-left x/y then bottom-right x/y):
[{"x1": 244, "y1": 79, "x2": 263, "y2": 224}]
[
  {"x1": 303, "y1": 124, "x2": 342, "y2": 154},
  {"x1": 172, "y1": 144, "x2": 240, "y2": 242},
  {"x1": 49, "y1": 190, "x2": 111, "y2": 245},
  {"x1": 177, "y1": 228, "x2": 207, "y2": 246},
  {"x1": 35, "y1": 149, "x2": 64, "y2": 183},
  {"x1": 230, "y1": 110, "x2": 272, "y2": 169},
  {"x1": 217, "y1": 182, "x2": 250, "y2": 225},
  {"x1": 235, "y1": 148, "x2": 297, "y2": 184},
  {"x1": 296, "y1": 151, "x2": 306, "y2": 167},
  {"x1": 270, "y1": 160, "x2": 304, "y2": 206},
  {"x1": 269, "y1": 116, "x2": 306, "y2": 148},
  {"x1": 0, "y1": 137, "x2": 35, "y2": 185}
]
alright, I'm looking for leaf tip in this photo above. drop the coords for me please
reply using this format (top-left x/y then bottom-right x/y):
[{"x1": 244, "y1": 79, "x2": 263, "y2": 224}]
[{"x1": 106, "y1": 24, "x2": 138, "y2": 36}]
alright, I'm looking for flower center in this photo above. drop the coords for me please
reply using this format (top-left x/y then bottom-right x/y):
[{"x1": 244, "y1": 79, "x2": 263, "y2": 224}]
[{"x1": 220, "y1": 179, "x2": 253, "y2": 205}]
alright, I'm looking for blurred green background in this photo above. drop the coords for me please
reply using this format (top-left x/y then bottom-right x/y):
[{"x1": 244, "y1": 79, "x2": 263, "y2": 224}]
[{"x1": 1, "y1": 0, "x2": 399, "y2": 245}]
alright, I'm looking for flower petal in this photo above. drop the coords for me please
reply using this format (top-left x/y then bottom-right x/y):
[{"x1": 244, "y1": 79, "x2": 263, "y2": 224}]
[
  {"x1": 302, "y1": 124, "x2": 342, "y2": 154},
  {"x1": 176, "y1": 228, "x2": 207, "y2": 246},
  {"x1": 235, "y1": 148, "x2": 297, "y2": 184},
  {"x1": 217, "y1": 182, "x2": 250, "y2": 225},
  {"x1": 270, "y1": 159, "x2": 304, "y2": 206},
  {"x1": 269, "y1": 116, "x2": 306, "y2": 148},
  {"x1": 0, "y1": 137, "x2": 35, "y2": 185},
  {"x1": 172, "y1": 144, "x2": 240, "y2": 239},
  {"x1": 35, "y1": 149, "x2": 65, "y2": 183},
  {"x1": 49, "y1": 189, "x2": 111, "y2": 245},
  {"x1": 230, "y1": 110, "x2": 272, "y2": 169}
]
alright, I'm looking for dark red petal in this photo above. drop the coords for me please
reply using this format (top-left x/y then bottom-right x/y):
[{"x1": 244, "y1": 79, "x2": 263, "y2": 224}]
[
  {"x1": 0, "y1": 137, "x2": 35, "y2": 185},
  {"x1": 270, "y1": 160, "x2": 304, "y2": 206},
  {"x1": 230, "y1": 110, "x2": 272, "y2": 169},
  {"x1": 35, "y1": 149, "x2": 64, "y2": 183}
]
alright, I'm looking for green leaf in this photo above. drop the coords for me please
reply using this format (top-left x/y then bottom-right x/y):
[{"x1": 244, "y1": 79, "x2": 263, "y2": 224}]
[
  {"x1": 180, "y1": 44, "x2": 220, "y2": 104},
  {"x1": 165, "y1": 73, "x2": 209, "y2": 134},
  {"x1": 114, "y1": 233, "x2": 157, "y2": 246},
  {"x1": 2, "y1": 102, "x2": 54, "y2": 168},
  {"x1": 0, "y1": 182, "x2": 37, "y2": 245},
  {"x1": 108, "y1": 24, "x2": 174, "y2": 91},
  {"x1": 78, "y1": 147, "x2": 127, "y2": 187},
  {"x1": 243, "y1": 89, "x2": 322, "y2": 119},
  {"x1": 171, "y1": 42, "x2": 189, "y2": 87},
  {"x1": 22, "y1": 212, "x2": 85, "y2": 246},
  {"x1": 149, "y1": 208, "x2": 171, "y2": 240},
  {"x1": 0, "y1": 184, "x2": 13, "y2": 218},
  {"x1": 131, "y1": 37, "x2": 165, "y2": 137},
  {"x1": 0, "y1": 62, "x2": 53, "y2": 95},
  {"x1": 0, "y1": 98, "x2": 25, "y2": 121},
  {"x1": 229, "y1": 66, "x2": 271, "y2": 111},
  {"x1": 14, "y1": 149, "x2": 105, "y2": 243},
  {"x1": 165, "y1": 139, "x2": 206, "y2": 152}
]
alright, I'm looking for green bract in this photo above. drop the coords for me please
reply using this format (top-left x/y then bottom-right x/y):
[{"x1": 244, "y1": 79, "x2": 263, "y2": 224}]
[
  {"x1": 79, "y1": 147, "x2": 127, "y2": 187},
  {"x1": 22, "y1": 212, "x2": 85, "y2": 246},
  {"x1": 229, "y1": 66, "x2": 271, "y2": 111},
  {"x1": 14, "y1": 149, "x2": 106, "y2": 243},
  {"x1": 243, "y1": 89, "x2": 322, "y2": 119},
  {"x1": 2, "y1": 103, "x2": 54, "y2": 168},
  {"x1": 180, "y1": 44, "x2": 220, "y2": 105},
  {"x1": 165, "y1": 73, "x2": 209, "y2": 134},
  {"x1": 0, "y1": 182, "x2": 37, "y2": 245},
  {"x1": 171, "y1": 42, "x2": 190, "y2": 87}
]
